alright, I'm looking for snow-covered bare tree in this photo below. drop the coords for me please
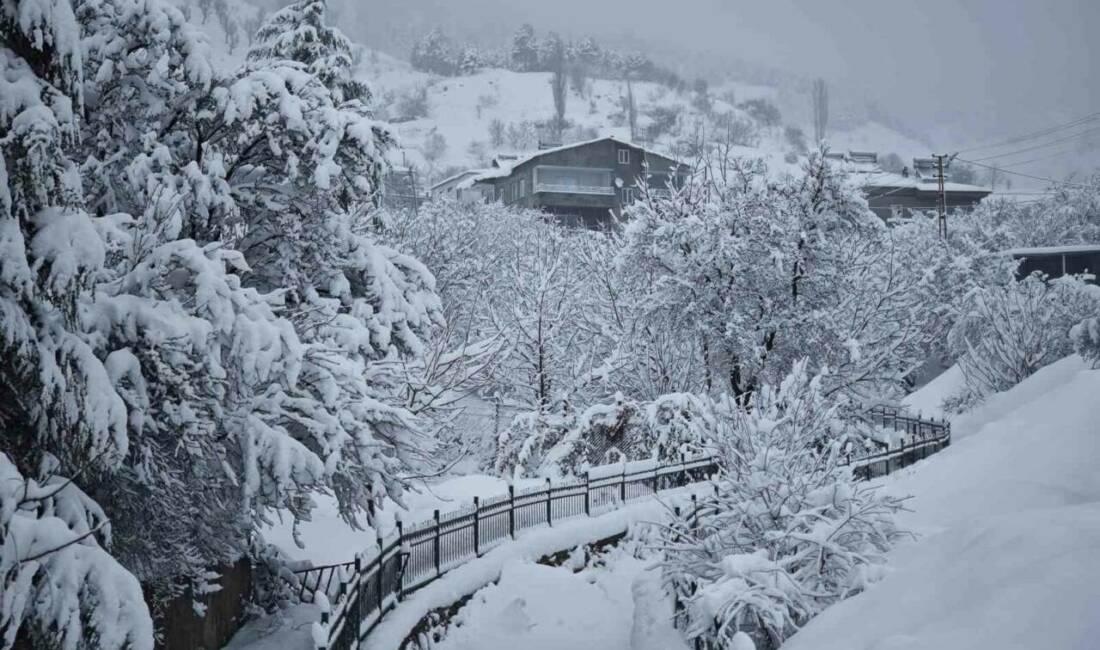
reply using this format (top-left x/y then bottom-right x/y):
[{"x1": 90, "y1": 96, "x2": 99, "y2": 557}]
[
  {"x1": 619, "y1": 151, "x2": 941, "y2": 403},
  {"x1": 659, "y1": 362, "x2": 906, "y2": 649}
]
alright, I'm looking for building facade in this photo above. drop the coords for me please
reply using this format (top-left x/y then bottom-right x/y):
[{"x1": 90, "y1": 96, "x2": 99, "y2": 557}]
[
  {"x1": 840, "y1": 152, "x2": 992, "y2": 221},
  {"x1": 470, "y1": 136, "x2": 690, "y2": 228}
]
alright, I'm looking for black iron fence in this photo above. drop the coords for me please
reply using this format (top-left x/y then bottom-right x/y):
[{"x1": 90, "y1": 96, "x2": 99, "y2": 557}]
[
  {"x1": 847, "y1": 404, "x2": 951, "y2": 479},
  {"x1": 300, "y1": 455, "x2": 719, "y2": 650}
]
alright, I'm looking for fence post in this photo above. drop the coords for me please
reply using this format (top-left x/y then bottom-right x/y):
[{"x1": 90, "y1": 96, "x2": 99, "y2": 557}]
[
  {"x1": 354, "y1": 553, "x2": 363, "y2": 630},
  {"x1": 545, "y1": 478, "x2": 553, "y2": 527},
  {"x1": 318, "y1": 606, "x2": 330, "y2": 650},
  {"x1": 508, "y1": 483, "x2": 516, "y2": 539},
  {"x1": 620, "y1": 463, "x2": 627, "y2": 504},
  {"x1": 584, "y1": 471, "x2": 591, "y2": 516},
  {"x1": 473, "y1": 496, "x2": 481, "y2": 557},
  {"x1": 433, "y1": 509, "x2": 441, "y2": 577},
  {"x1": 375, "y1": 530, "x2": 384, "y2": 614},
  {"x1": 394, "y1": 519, "x2": 404, "y2": 602},
  {"x1": 691, "y1": 493, "x2": 698, "y2": 524}
]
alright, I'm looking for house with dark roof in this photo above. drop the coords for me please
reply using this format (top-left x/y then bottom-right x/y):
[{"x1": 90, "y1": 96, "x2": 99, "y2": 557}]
[
  {"x1": 830, "y1": 151, "x2": 992, "y2": 221},
  {"x1": 465, "y1": 136, "x2": 691, "y2": 228}
]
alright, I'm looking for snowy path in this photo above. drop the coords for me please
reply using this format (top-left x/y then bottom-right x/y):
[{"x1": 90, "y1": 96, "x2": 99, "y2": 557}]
[
  {"x1": 431, "y1": 552, "x2": 648, "y2": 650},
  {"x1": 428, "y1": 544, "x2": 691, "y2": 650},
  {"x1": 365, "y1": 489, "x2": 703, "y2": 649}
]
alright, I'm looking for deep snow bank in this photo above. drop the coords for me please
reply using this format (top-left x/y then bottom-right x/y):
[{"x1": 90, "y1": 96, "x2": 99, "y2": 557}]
[{"x1": 785, "y1": 355, "x2": 1100, "y2": 650}]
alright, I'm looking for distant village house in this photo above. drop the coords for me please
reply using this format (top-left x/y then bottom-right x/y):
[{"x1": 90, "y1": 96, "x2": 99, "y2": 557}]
[
  {"x1": 827, "y1": 151, "x2": 992, "y2": 220},
  {"x1": 434, "y1": 136, "x2": 690, "y2": 228}
]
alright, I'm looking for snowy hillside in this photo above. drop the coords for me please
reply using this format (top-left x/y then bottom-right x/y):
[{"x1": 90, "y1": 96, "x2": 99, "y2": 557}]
[
  {"x1": 785, "y1": 355, "x2": 1100, "y2": 650},
  {"x1": 356, "y1": 51, "x2": 931, "y2": 179},
  {"x1": 167, "y1": 4, "x2": 935, "y2": 181}
]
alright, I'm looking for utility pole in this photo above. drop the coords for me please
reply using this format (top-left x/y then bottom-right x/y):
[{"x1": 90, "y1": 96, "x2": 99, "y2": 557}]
[{"x1": 931, "y1": 153, "x2": 957, "y2": 238}]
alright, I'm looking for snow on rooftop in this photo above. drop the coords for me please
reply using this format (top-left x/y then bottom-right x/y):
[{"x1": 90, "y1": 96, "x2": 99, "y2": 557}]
[
  {"x1": 466, "y1": 135, "x2": 686, "y2": 185},
  {"x1": 1001, "y1": 243, "x2": 1100, "y2": 256},
  {"x1": 857, "y1": 170, "x2": 991, "y2": 194}
]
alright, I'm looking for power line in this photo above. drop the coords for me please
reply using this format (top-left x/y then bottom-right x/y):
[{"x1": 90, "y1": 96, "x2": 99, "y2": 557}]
[
  {"x1": 992, "y1": 140, "x2": 1100, "y2": 169},
  {"x1": 956, "y1": 110, "x2": 1100, "y2": 154},
  {"x1": 955, "y1": 157, "x2": 1091, "y2": 189},
  {"x1": 969, "y1": 125, "x2": 1100, "y2": 162}
]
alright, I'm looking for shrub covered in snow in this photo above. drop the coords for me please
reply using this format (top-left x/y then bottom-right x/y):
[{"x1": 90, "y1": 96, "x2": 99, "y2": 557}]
[
  {"x1": 1071, "y1": 315, "x2": 1100, "y2": 367},
  {"x1": 658, "y1": 362, "x2": 906, "y2": 649},
  {"x1": 947, "y1": 275, "x2": 1100, "y2": 407},
  {"x1": 494, "y1": 392, "x2": 718, "y2": 479}
]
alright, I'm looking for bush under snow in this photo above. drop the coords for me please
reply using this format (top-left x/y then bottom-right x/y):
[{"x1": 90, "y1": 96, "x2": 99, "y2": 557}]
[{"x1": 658, "y1": 362, "x2": 906, "y2": 649}]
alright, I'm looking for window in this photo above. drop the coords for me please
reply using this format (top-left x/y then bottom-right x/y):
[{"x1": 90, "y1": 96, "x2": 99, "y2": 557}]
[
  {"x1": 520, "y1": 179, "x2": 527, "y2": 197},
  {"x1": 621, "y1": 186, "x2": 635, "y2": 204},
  {"x1": 618, "y1": 149, "x2": 630, "y2": 165}
]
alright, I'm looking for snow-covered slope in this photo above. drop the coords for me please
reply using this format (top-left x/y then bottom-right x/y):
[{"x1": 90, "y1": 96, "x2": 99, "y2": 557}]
[{"x1": 785, "y1": 355, "x2": 1100, "y2": 650}]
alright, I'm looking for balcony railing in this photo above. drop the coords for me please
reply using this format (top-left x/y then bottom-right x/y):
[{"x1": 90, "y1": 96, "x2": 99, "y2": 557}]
[{"x1": 534, "y1": 182, "x2": 614, "y2": 196}]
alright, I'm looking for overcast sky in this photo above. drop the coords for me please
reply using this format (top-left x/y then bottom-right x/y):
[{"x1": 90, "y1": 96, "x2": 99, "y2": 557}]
[{"x1": 349, "y1": 0, "x2": 1100, "y2": 180}]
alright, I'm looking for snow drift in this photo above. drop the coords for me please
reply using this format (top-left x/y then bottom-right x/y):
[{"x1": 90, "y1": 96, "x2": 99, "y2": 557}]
[{"x1": 784, "y1": 355, "x2": 1100, "y2": 650}]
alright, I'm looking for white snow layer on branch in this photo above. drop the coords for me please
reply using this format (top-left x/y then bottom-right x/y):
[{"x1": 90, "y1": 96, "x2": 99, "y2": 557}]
[{"x1": 1, "y1": 453, "x2": 152, "y2": 650}]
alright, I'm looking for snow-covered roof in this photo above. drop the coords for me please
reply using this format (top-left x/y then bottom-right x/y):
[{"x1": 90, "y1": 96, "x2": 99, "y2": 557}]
[
  {"x1": 858, "y1": 170, "x2": 991, "y2": 195},
  {"x1": 430, "y1": 169, "x2": 490, "y2": 193},
  {"x1": 466, "y1": 136, "x2": 687, "y2": 186},
  {"x1": 1001, "y1": 244, "x2": 1100, "y2": 256}
]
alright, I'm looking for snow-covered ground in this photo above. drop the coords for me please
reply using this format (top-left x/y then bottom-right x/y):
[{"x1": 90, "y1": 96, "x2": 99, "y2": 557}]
[
  {"x1": 901, "y1": 362, "x2": 964, "y2": 419},
  {"x1": 262, "y1": 473, "x2": 544, "y2": 567},
  {"x1": 430, "y1": 546, "x2": 679, "y2": 650},
  {"x1": 785, "y1": 354, "x2": 1100, "y2": 650}
]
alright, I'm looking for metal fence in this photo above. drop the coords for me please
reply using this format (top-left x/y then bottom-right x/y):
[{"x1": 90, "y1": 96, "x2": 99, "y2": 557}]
[
  {"x1": 847, "y1": 405, "x2": 951, "y2": 479},
  {"x1": 300, "y1": 455, "x2": 719, "y2": 650}
]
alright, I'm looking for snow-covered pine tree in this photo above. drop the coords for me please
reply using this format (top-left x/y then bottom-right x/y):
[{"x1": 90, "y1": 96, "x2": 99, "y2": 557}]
[
  {"x1": 247, "y1": 0, "x2": 370, "y2": 104},
  {"x1": 230, "y1": 0, "x2": 443, "y2": 521},
  {"x1": 1, "y1": 0, "x2": 153, "y2": 645},
  {"x1": 58, "y1": 0, "x2": 330, "y2": 610}
]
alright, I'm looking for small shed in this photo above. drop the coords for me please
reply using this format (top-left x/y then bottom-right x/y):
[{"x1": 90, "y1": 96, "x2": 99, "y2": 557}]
[{"x1": 1005, "y1": 244, "x2": 1100, "y2": 284}]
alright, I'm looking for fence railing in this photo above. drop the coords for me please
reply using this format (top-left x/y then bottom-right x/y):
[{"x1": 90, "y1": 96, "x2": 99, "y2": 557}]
[
  {"x1": 846, "y1": 404, "x2": 951, "y2": 479},
  {"x1": 534, "y1": 182, "x2": 615, "y2": 196},
  {"x1": 300, "y1": 454, "x2": 719, "y2": 650}
]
